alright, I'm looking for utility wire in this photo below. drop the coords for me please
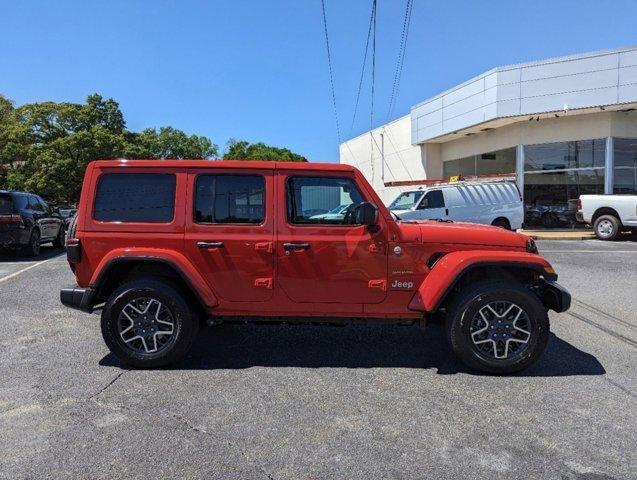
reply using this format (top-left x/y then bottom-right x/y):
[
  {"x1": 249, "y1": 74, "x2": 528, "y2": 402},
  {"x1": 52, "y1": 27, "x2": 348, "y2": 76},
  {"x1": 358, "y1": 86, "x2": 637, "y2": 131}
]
[
  {"x1": 320, "y1": 0, "x2": 341, "y2": 143},
  {"x1": 348, "y1": 0, "x2": 376, "y2": 138},
  {"x1": 387, "y1": 0, "x2": 414, "y2": 121},
  {"x1": 369, "y1": 0, "x2": 377, "y2": 180}
]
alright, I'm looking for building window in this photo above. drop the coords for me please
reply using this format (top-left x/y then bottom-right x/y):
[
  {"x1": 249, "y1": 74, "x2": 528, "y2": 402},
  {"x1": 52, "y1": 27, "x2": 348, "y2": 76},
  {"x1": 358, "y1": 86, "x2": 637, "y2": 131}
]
[
  {"x1": 613, "y1": 138, "x2": 637, "y2": 194},
  {"x1": 523, "y1": 139, "x2": 606, "y2": 228},
  {"x1": 524, "y1": 139, "x2": 605, "y2": 171},
  {"x1": 443, "y1": 147, "x2": 516, "y2": 178}
]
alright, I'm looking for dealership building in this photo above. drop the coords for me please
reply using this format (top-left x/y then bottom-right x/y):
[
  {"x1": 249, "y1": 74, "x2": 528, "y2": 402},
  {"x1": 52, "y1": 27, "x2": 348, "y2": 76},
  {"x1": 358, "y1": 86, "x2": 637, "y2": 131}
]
[{"x1": 339, "y1": 46, "x2": 637, "y2": 228}]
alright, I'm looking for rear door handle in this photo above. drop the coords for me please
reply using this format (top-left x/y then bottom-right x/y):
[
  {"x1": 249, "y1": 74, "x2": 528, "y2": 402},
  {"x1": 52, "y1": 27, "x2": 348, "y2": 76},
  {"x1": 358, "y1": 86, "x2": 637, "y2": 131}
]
[
  {"x1": 283, "y1": 242, "x2": 310, "y2": 251},
  {"x1": 197, "y1": 241, "x2": 224, "y2": 249}
]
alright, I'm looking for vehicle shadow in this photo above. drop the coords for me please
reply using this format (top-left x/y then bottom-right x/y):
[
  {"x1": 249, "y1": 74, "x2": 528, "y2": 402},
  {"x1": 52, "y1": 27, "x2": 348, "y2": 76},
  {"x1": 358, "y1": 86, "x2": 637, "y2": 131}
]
[
  {"x1": 0, "y1": 245, "x2": 65, "y2": 263},
  {"x1": 99, "y1": 323, "x2": 605, "y2": 377}
]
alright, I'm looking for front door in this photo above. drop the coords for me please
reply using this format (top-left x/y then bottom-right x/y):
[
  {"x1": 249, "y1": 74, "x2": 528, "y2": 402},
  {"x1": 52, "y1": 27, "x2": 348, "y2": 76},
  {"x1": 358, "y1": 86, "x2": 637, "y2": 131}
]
[
  {"x1": 276, "y1": 172, "x2": 388, "y2": 304},
  {"x1": 184, "y1": 169, "x2": 275, "y2": 302}
]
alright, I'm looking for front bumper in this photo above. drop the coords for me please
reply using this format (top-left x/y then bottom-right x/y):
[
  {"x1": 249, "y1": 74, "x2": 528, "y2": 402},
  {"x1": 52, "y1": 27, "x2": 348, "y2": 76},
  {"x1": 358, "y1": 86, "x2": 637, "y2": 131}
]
[
  {"x1": 60, "y1": 286, "x2": 96, "y2": 313},
  {"x1": 540, "y1": 279, "x2": 571, "y2": 313}
]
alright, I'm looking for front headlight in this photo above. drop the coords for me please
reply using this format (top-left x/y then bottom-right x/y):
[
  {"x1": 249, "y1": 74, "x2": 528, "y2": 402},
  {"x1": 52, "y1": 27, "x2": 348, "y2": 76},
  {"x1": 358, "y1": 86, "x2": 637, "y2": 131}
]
[{"x1": 526, "y1": 238, "x2": 538, "y2": 254}]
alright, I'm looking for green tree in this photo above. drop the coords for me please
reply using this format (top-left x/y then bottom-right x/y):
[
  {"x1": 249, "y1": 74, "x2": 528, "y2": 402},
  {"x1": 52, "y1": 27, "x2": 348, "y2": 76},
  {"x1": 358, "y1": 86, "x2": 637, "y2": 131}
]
[
  {"x1": 223, "y1": 139, "x2": 307, "y2": 162},
  {"x1": 0, "y1": 94, "x2": 218, "y2": 204},
  {"x1": 125, "y1": 127, "x2": 217, "y2": 159}
]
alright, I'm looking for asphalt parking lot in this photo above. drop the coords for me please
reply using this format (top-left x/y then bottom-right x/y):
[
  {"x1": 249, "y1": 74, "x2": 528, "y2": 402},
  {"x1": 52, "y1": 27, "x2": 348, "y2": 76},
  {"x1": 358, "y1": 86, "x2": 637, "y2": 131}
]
[{"x1": 0, "y1": 240, "x2": 636, "y2": 479}]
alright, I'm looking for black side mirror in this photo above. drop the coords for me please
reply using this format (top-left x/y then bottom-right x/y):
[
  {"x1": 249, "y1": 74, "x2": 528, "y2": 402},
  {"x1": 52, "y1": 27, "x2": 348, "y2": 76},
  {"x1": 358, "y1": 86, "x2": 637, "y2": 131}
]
[{"x1": 356, "y1": 202, "x2": 378, "y2": 226}]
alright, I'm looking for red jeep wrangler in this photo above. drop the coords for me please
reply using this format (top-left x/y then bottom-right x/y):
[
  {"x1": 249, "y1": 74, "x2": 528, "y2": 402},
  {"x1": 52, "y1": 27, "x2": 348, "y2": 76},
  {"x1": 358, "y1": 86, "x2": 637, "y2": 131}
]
[{"x1": 60, "y1": 160, "x2": 570, "y2": 373}]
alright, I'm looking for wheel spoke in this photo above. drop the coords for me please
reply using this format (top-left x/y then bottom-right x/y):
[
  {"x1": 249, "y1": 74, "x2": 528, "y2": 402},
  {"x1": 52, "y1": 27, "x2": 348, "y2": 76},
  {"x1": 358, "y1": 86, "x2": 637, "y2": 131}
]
[
  {"x1": 470, "y1": 300, "x2": 531, "y2": 361},
  {"x1": 117, "y1": 296, "x2": 175, "y2": 355}
]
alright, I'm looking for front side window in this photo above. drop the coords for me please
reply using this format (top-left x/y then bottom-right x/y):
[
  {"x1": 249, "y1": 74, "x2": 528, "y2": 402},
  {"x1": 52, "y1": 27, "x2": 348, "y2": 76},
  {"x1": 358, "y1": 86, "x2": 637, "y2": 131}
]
[
  {"x1": 94, "y1": 173, "x2": 176, "y2": 222},
  {"x1": 389, "y1": 191, "x2": 422, "y2": 210},
  {"x1": 195, "y1": 174, "x2": 264, "y2": 224},
  {"x1": 419, "y1": 190, "x2": 445, "y2": 209},
  {"x1": 287, "y1": 176, "x2": 365, "y2": 225},
  {"x1": 29, "y1": 195, "x2": 44, "y2": 212}
]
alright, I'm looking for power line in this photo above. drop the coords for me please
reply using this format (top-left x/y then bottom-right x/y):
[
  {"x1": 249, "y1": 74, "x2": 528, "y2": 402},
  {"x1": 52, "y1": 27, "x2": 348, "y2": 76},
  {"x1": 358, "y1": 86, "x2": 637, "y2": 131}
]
[
  {"x1": 387, "y1": 0, "x2": 414, "y2": 121},
  {"x1": 348, "y1": 0, "x2": 376, "y2": 138},
  {"x1": 320, "y1": 0, "x2": 341, "y2": 144},
  {"x1": 369, "y1": 0, "x2": 377, "y2": 180}
]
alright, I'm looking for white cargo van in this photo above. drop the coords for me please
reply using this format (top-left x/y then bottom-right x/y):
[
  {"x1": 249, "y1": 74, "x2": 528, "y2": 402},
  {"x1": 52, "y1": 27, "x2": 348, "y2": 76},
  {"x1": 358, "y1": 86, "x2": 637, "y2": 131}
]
[{"x1": 389, "y1": 181, "x2": 523, "y2": 230}]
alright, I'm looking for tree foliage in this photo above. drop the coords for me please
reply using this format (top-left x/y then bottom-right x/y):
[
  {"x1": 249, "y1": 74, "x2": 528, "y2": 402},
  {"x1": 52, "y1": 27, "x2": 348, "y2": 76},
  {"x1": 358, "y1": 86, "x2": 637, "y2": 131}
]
[
  {"x1": 223, "y1": 139, "x2": 307, "y2": 162},
  {"x1": 0, "y1": 93, "x2": 307, "y2": 205},
  {"x1": 0, "y1": 94, "x2": 219, "y2": 204}
]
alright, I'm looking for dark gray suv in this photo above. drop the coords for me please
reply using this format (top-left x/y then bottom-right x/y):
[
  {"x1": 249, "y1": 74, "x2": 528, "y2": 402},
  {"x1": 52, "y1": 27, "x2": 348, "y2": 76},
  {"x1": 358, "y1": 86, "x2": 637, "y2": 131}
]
[{"x1": 0, "y1": 191, "x2": 65, "y2": 256}]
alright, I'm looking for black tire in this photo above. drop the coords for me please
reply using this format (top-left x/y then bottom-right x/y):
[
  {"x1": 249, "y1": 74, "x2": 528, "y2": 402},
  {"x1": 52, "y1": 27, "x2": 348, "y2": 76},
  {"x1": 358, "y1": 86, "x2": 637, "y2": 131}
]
[
  {"x1": 52, "y1": 225, "x2": 65, "y2": 248},
  {"x1": 491, "y1": 218, "x2": 511, "y2": 230},
  {"x1": 445, "y1": 280, "x2": 549, "y2": 374},
  {"x1": 101, "y1": 279, "x2": 199, "y2": 368},
  {"x1": 23, "y1": 229, "x2": 41, "y2": 257},
  {"x1": 593, "y1": 214, "x2": 621, "y2": 241}
]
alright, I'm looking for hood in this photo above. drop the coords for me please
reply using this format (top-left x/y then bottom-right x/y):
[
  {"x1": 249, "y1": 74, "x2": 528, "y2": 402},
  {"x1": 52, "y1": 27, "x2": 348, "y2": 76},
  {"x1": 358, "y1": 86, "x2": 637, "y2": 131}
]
[{"x1": 398, "y1": 219, "x2": 528, "y2": 249}]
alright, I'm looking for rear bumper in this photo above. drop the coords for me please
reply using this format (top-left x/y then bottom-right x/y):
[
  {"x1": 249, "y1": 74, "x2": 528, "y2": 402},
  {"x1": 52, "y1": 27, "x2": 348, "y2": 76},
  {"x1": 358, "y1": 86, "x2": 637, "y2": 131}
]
[
  {"x1": 540, "y1": 279, "x2": 571, "y2": 313},
  {"x1": 575, "y1": 212, "x2": 585, "y2": 223},
  {"x1": 0, "y1": 230, "x2": 27, "y2": 248},
  {"x1": 60, "y1": 286, "x2": 96, "y2": 313}
]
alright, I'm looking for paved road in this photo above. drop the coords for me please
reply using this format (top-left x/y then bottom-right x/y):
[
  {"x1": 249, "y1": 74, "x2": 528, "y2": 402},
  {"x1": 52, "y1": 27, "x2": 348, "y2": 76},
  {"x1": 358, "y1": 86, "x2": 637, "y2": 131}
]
[{"x1": 0, "y1": 241, "x2": 635, "y2": 479}]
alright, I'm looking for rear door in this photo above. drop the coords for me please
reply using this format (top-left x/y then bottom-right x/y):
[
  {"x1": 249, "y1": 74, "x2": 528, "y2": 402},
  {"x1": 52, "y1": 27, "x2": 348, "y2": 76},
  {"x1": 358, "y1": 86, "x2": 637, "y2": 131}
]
[{"x1": 184, "y1": 168, "x2": 275, "y2": 302}]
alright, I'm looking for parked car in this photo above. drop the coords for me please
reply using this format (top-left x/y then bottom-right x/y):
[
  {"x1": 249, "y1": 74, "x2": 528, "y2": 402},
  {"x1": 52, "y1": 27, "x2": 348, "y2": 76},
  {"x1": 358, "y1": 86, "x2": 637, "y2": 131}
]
[
  {"x1": 60, "y1": 160, "x2": 570, "y2": 374},
  {"x1": 577, "y1": 194, "x2": 637, "y2": 240},
  {"x1": 309, "y1": 204, "x2": 350, "y2": 222},
  {"x1": 388, "y1": 181, "x2": 523, "y2": 230},
  {"x1": 524, "y1": 196, "x2": 578, "y2": 228},
  {"x1": 0, "y1": 190, "x2": 66, "y2": 256},
  {"x1": 58, "y1": 207, "x2": 77, "y2": 228}
]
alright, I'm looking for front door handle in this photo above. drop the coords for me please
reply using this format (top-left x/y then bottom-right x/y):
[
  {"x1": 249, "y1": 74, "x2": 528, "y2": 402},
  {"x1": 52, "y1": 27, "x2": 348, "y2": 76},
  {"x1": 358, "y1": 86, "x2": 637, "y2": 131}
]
[
  {"x1": 197, "y1": 241, "x2": 224, "y2": 249},
  {"x1": 283, "y1": 242, "x2": 310, "y2": 251}
]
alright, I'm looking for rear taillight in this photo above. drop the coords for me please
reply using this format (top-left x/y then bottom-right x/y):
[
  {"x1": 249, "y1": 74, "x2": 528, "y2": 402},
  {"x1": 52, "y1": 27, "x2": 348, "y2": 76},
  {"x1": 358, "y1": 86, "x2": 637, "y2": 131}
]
[
  {"x1": 576, "y1": 199, "x2": 582, "y2": 211},
  {"x1": 65, "y1": 237, "x2": 82, "y2": 264},
  {"x1": 0, "y1": 214, "x2": 23, "y2": 225}
]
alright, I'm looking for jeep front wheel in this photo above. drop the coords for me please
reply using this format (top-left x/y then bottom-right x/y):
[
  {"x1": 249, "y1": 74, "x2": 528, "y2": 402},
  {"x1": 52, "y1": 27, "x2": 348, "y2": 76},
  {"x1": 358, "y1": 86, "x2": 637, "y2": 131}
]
[
  {"x1": 445, "y1": 280, "x2": 549, "y2": 374},
  {"x1": 101, "y1": 279, "x2": 199, "y2": 368}
]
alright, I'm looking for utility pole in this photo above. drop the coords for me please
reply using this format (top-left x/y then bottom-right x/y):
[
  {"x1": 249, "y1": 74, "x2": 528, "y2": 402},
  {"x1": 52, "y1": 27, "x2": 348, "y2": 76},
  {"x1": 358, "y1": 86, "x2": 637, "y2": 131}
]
[{"x1": 380, "y1": 132, "x2": 385, "y2": 183}]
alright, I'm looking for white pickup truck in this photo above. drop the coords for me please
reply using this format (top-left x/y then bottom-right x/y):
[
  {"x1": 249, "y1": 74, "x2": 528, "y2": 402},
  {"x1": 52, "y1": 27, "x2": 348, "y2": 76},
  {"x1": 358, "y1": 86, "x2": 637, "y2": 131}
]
[{"x1": 577, "y1": 194, "x2": 637, "y2": 240}]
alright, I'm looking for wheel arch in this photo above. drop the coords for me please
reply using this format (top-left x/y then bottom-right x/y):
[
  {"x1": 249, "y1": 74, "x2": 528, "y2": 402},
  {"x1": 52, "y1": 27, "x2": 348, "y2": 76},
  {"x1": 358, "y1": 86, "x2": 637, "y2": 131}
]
[
  {"x1": 408, "y1": 251, "x2": 555, "y2": 314},
  {"x1": 91, "y1": 255, "x2": 217, "y2": 318},
  {"x1": 592, "y1": 207, "x2": 621, "y2": 224}
]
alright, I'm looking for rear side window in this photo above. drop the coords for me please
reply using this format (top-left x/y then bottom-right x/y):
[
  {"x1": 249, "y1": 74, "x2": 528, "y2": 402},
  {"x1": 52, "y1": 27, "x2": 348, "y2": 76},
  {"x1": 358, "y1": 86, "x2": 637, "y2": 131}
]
[
  {"x1": 0, "y1": 194, "x2": 12, "y2": 214},
  {"x1": 195, "y1": 174, "x2": 265, "y2": 224},
  {"x1": 94, "y1": 173, "x2": 176, "y2": 222}
]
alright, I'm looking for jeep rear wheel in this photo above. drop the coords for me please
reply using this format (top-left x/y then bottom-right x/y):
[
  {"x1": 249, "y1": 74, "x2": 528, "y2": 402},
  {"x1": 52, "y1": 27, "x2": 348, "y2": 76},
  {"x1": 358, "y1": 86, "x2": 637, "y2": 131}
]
[
  {"x1": 101, "y1": 279, "x2": 199, "y2": 368},
  {"x1": 445, "y1": 280, "x2": 549, "y2": 374}
]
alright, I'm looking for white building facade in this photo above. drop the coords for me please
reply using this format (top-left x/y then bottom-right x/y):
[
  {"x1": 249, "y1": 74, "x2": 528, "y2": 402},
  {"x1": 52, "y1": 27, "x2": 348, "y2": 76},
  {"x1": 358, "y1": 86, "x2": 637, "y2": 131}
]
[{"x1": 340, "y1": 46, "x2": 637, "y2": 228}]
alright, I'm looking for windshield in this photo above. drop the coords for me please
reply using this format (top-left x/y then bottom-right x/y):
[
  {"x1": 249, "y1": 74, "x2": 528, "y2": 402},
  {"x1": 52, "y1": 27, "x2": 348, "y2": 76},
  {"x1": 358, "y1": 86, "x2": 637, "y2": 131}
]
[{"x1": 389, "y1": 191, "x2": 422, "y2": 210}]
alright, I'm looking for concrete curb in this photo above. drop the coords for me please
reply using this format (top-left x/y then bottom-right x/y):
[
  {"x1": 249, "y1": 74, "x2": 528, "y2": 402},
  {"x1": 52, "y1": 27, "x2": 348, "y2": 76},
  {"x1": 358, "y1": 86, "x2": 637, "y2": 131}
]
[{"x1": 517, "y1": 230, "x2": 596, "y2": 240}]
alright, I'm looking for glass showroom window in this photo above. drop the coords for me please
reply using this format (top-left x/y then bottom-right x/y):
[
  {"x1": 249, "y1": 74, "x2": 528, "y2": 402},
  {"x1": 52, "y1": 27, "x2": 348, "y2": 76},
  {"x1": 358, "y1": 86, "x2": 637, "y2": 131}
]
[
  {"x1": 443, "y1": 147, "x2": 516, "y2": 178},
  {"x1": 524, "y1": 139, "x2": 605, "y2": 228},
  {"x1": 613, "y1": 138, "x2": 637, "y2": 194}
]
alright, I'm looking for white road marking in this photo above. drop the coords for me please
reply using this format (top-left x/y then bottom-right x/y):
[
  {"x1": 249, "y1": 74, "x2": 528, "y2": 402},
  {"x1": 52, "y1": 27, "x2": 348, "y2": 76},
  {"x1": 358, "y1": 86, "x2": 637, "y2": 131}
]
[{"x1": 0, "y1": 258, "x2": 53, "y2": 284}]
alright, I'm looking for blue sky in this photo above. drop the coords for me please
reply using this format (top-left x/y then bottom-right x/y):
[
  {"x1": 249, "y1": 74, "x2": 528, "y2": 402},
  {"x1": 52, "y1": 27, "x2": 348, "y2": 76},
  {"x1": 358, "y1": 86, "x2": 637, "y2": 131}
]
[{"x1": 1, "y1": 0, "x2": 636, "y2": 161}]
